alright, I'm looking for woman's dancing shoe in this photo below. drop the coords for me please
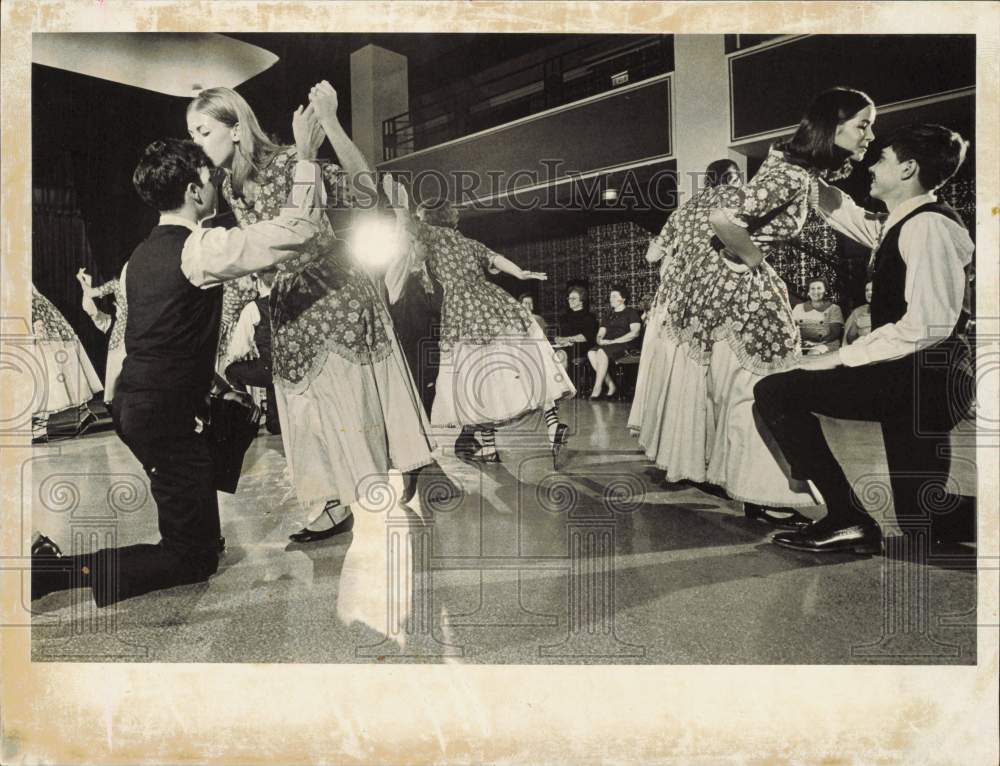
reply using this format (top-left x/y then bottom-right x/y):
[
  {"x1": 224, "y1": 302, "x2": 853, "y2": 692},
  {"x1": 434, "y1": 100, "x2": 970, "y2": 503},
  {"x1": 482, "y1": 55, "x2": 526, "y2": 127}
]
[
  {"x1": 550, "y1": 423, "x2": 569, "y2": 470},
  {"x1": 744, "y1": 503, "x2": 812, "y2": 529},
  {"x1": 454, "y1": 431, "x2": 482, "y2": 457},
  {"x1": 289, "y1": 502, "x2": 354, "y2": 543}
]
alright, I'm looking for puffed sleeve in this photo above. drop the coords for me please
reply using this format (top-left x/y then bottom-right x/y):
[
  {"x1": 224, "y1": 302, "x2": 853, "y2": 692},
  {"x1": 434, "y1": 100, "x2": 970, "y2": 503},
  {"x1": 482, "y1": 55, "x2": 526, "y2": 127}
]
[
  {"x1": 470, "y1": 238, "x2": 498, "y2": 271},
  {"x1": 716, "y1": 158, "x2": 808, "y2": 229},
  {"x1": 93, "y1": 278, "x2": 119, "y2": 299},
  {"x1": 826, "y1": 304, "x2": 844, "y2": 324}
]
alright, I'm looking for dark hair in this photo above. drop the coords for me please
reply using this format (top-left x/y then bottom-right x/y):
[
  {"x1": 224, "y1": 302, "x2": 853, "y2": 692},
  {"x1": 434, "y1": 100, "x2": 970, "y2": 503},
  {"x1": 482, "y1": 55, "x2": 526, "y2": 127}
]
[
  {"x1": 806, "y1": 276, "x2": 830, "y2": 293},
  {"x1": 704, "y1": 159, "x2": 739, "y2": 189},
  {"x1": 609, "y1": 284, "x2": 629, "y2": 303},
  {"x1": 779, "y1": 87, "x2": 874, "y2": 172},
  {"x1": 417, "y1": 198, "x2": 459, "y2": 228},
  {"x1": 133, "y1": 139, "x2": 210, "y2": 212},
  {"x1": 884, "y1": 123, "x2": 969, "y2": 191},
  {"x1": 518, "y1": 292, "x2": 534, "y2": 304}
]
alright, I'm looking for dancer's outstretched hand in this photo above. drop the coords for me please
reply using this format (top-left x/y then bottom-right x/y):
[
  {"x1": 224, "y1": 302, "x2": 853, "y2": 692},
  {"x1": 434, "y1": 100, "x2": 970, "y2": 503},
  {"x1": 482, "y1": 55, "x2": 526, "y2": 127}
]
[
  {"x1": 309, "y1": 81, "x2": 340, "y2": 123},
  {"x1": 521, "y1": 270, "x2": 548, "y2": 281},
  {"x1": 292, "y1": 104, "x2": 324, "y2": 160}
]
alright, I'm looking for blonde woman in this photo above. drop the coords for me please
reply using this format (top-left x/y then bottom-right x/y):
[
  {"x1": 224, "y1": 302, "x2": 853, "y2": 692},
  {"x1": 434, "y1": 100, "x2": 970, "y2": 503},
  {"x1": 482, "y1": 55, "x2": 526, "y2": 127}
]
[{"x1": 187, "y1": 83, "x2": 434, "y2": 542}]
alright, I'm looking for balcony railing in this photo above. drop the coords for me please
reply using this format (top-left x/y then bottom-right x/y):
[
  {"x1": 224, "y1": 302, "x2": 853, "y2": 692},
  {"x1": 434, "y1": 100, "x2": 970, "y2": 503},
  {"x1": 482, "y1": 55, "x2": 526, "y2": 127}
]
[{"x1": 382, "y1": 36, "x2": 673, "y2": 161}]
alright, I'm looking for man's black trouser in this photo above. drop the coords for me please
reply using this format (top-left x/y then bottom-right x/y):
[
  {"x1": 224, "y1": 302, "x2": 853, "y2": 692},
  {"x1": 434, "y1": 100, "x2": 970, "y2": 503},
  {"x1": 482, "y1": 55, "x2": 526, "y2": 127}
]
[
  {"x1": 753, "y1": 338, "x2": 974, "y2": 538},
  {"x1": 49, "y1": 389, "x2": 221, "y2": 607}
]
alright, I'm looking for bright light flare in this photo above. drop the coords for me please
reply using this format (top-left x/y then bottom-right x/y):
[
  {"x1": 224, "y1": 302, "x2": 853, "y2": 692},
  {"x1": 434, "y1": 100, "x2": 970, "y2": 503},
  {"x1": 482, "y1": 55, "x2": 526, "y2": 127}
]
[{"x1": 348, "y1": 215, "x2": 405, "y2": 271}]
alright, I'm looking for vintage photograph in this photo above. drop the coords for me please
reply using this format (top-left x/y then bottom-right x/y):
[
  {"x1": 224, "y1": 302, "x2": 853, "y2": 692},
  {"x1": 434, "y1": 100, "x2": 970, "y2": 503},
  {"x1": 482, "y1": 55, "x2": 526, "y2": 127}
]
[
  {"x1": 25, "y1": 30, "x2": 980, "y2": 663},
  {"x1": 2, "y1": 3, "x2": 997, "y2": 763}
]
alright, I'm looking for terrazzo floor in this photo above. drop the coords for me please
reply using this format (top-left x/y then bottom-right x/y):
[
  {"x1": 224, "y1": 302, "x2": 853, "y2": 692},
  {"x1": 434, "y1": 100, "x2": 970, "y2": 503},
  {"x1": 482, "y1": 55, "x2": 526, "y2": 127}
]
[{"x1": 26, "y1": 400, "x2": 979, "y2": 664}]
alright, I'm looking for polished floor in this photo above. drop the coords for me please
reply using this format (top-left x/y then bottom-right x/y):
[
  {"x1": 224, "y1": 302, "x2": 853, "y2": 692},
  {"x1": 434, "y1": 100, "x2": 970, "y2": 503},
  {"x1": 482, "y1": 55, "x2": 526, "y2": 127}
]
[{"x1": 28, "y1": 399, "x2": 978, "y2": 664}]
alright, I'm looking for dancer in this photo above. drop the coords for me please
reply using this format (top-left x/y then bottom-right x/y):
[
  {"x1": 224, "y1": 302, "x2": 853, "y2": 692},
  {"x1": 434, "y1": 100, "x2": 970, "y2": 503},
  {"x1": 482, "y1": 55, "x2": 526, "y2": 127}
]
[
  {"x1": 385, "y1": 180, "x2": 575, "y2": 465},
  {"x1": 187, "y1": 83, "x2": 434, "y2": 542},
  {"x1": 629, "y1": 158, "x2": 743, "y2": 445},
  {"x1": 77, "y1": 265, "x2": 127, "y2": 402},
  {"x1": 629, "y1": 88, "x2": 875, "y2": 524},
  {"x1": 31, "y1": 284, "x2": 104, "y2": 439},
  {"x1": 384, "y1": 221, "x2": 445, "y2": 416},
  {"x1": 32, "y1": 117, "x2": 329, "y2": 605},
  {"x1": 223, "y1": 269, "x2": 282, "y2": 434},
  {"x1": 755, "y1": 124, "x2": 973, "y2": 554}
]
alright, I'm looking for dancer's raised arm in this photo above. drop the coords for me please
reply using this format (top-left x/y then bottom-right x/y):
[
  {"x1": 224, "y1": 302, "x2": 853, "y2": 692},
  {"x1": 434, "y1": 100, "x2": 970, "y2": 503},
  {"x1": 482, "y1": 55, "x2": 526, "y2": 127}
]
[{"x1": 309, "y1": 80, "x2": 376, "y2": 205}]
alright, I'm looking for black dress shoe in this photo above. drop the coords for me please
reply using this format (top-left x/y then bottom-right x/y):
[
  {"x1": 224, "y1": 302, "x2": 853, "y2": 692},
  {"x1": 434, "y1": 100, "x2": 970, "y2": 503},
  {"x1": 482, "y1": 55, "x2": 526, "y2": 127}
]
[
  {"x1": 31, "y1": 534, "x2": 71, "y2": 601},
  {"x1": 401, "y1": 464, "x2": 428, "y2": 504},
  {"x1": 32, "y1": 534, "x2": 63, "y2": 558},
  {"x1": 772, "y1": 517, "x2": 882, "y2": 555},
  {"x1": 289, "y1": 512, "x2": 354, "y2": 544},
  {"x1": 744, "y1": 503, "x2": 812, "y2": 529},
  {"x1": 218, "y1": 536, "x2": 227, "y2": 555}
]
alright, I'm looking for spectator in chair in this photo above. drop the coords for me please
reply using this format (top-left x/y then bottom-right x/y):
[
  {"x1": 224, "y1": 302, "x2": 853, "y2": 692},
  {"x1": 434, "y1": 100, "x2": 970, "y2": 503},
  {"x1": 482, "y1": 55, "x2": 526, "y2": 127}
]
[
  {"x1": 843, "y1": 280, "x2": 874, "y2": 345},
  {"x1": 792, "y1": 276, "x2": 844, "y2": 354},
  {"x1": 519, "y1": 293, "x2": 548, "y2": 337},
  {"x1": 587, "y1": 286, "x2": 641, "y2": 399}
]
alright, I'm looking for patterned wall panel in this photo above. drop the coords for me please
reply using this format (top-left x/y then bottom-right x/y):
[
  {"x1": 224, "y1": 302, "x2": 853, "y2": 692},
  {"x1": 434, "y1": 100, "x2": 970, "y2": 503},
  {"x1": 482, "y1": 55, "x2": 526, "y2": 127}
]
[{"x1": 505, "y1": 222, "x2": 659, "y2": 327}]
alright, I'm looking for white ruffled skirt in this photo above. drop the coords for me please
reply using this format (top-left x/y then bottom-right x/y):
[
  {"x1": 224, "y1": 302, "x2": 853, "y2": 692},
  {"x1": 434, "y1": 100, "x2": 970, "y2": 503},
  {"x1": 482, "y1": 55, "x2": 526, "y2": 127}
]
[
  {"x1": 273, "y1": 338, "x2": 435, "y2": 513},
  {"x1": 431, "y1": 321, "x2": 575, "y2": 428},
  {"x1": 629, "y1": 320, "x2": 815, "y2": 507}
]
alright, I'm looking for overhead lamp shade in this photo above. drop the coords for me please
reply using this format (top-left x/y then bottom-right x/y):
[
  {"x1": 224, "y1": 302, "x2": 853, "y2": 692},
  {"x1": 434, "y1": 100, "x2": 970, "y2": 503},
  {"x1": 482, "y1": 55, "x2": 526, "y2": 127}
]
[{"x1": 33, "y1": 33, "x2": 278, "y2": 98}]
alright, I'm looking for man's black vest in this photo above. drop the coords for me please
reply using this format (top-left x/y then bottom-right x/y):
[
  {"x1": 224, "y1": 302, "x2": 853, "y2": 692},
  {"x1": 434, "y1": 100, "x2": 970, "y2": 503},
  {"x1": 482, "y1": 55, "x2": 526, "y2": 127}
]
[
  {"x1": 120, "y1": 225, "x2": 223, "y2": 394},
  {"x1": 869, "y1": 201, "x2": 965, "y2": 330}
]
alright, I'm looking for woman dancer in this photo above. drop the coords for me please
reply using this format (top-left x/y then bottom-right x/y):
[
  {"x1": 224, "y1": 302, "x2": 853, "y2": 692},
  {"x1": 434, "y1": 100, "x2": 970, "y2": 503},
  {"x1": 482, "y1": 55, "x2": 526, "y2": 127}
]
[
  {"x1": 629, "y1": 158, "x2": 743, "y2": 436},
  {"x1": 77, "y1": 265, "x2": 127, "y2": 403},
  {"x1": 630, "y1": 88, "x2": 875, "y2": 525},
  {"x1": 386, "y1": 182, "x2": 575, "y2": 464},
  {"x1": 187, "y1": 83, "x2": 434, "y2": 542},
  {"x1": 31, "y1": 284, "x2": 104, "y2": 438}
]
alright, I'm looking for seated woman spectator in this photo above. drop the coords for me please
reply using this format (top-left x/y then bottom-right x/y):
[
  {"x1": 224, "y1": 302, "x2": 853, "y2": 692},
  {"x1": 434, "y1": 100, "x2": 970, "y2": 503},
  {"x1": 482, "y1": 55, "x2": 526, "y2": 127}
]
[
  {"x1": 843, "y1": 280, "x2": 874, "y2": 345},
  {"x1": 518, "y1": 293, "x2": 548, "y2": 336},
  {"x1": 554, "y1": 286, "x2": 598, "y2": 369},
  {"x1": 792, "y1": 276, "x2": 844, "y2": 355},
  {"x1": 587, "y1": 286, "x2": 642, "y2": 399}
]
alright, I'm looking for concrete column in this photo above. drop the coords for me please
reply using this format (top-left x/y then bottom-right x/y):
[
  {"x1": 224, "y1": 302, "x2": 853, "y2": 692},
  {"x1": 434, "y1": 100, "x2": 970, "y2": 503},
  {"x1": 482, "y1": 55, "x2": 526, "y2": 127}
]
[
  {"x1": 350, "y1": 44, "x2": 409, "y2": 166},
  {"x1": 672, "y1": 35, "x2": 744, "y2": 204}
]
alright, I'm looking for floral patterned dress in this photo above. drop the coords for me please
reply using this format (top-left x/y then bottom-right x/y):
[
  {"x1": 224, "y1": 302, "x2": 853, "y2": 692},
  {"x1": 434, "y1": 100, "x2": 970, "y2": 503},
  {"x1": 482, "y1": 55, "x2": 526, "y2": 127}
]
[
  {"x1": 31, "y1": 284, "x2": 103, "y2": 415},
  {"x1": 629, "y1": 148, "x2": 842, "y2": 505},
  {"x1": 90, "y1": 270, "x2": 128, "y2": 401},
  {"x1": 217, "y1": 275, "x2": 258, "y2": 374},
  {"x1": 412, "y1": 222, "x2": 575, "y2": 427},
  {"x1": 222, "y1": 147, "x2": 433, "y2": 513}
]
